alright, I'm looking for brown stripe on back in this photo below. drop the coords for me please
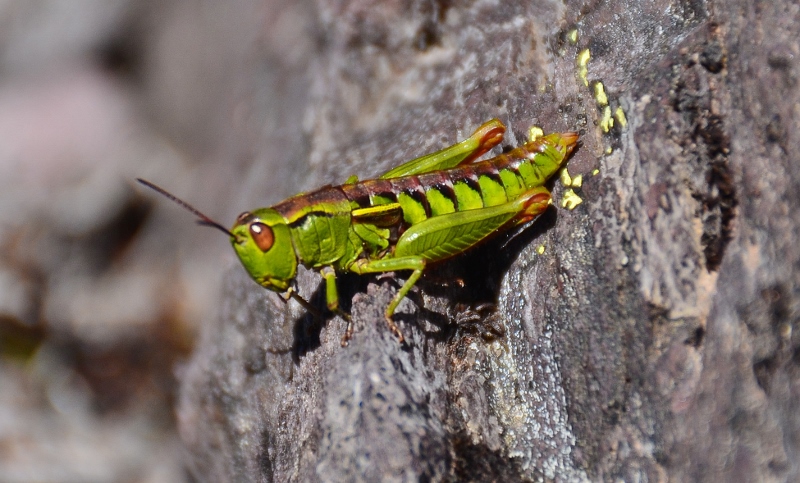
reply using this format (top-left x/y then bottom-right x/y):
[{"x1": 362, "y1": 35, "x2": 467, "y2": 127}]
[
  {"x1": 389, "y1": 175, "x2": 431, "y2": 218},
  {"x1": 272, "y1": 185, "x2": 351, "y2": 223},
  {"x1": 449, "y1": 166, "x2": 483, "y2": 194},
  {"x1": 486, "y1": 152, "x2": 515, "y2": 171},
  {"x1": 490, "y1": 152, "x2": 525, "y2": 179},
  {"x1": 340, "y1": 182, "x2": 371, "y2": 207},
  {"x1": 449, "y1": 152, "x2": 529, "y2": 185},
  {"x1": 472, "y1": 162, "x2": 504, "y2": 184},
  {"x1": 416, "y1": 170, "x2": 458, "y2": 208},
  {"x1": 341, "y1": 178, "x2": 399, "y2": 207}
]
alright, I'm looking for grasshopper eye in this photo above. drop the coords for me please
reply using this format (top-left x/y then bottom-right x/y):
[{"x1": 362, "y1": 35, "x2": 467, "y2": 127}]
[{"x1": 249, "y1": 222, "x2": 274, "y2": 252}]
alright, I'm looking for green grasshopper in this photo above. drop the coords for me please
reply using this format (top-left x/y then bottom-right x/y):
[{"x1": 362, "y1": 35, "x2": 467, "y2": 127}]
[{"x1": 138, "y1": 119, "x2": 577, "y2": 344}]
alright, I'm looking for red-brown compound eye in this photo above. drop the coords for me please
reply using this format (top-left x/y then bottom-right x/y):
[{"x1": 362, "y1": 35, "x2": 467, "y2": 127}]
[{"x1": 249, "y1": 222, "x2": 274, "y2": 252}]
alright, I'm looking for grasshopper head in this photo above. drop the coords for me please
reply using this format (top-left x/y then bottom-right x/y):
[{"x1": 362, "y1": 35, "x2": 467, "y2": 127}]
[{"x1": 231, "y1": 208, "x2": 297, "y2": 292}]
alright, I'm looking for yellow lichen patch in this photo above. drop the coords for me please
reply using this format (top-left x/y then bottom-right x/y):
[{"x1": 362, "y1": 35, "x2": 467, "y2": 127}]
[
  {"x1": 593, "y1": 82, "x2": 608, "y2": 107},
  {"x1": 561, "y1": 189, "x2": 584, "y2": 210},
  {"x1": 614, "y1": 106, "x2": 628, "y2": 129},
  {"x1": 576, "y1": 48, "x2": 591, "y2": 86},
  {"x1": 528, "y1": 126, "x2": 544, "y2": 142},
  {"x1": 605, "y1": 146, "x2": 613, "y2": 154},
  {"x1": 599, "y1": 106, "x2": 614, "y2": 132},
  {"x1": 567, "y1": 29, "x2": 578, "y2": 45},
  {"x1": 536, "y1": 244, "x2": 546, "y2": 255},
  {"x1": 576, "y1": 48, "x2": 591, "y2": 68},
  {"x1": 560, "y1": 167, "x2": 583, "y2": 189},
  {"x1": 592, "y1": 168, "x2": 600, "y2": 176},
  {"x1": 559, "y1": 167, "x2": 573, "y2": 187}
]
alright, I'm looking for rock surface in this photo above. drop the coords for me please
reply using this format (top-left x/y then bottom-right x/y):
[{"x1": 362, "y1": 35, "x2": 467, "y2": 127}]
[{"x1": 174, "y1": 0, "x2": 800, "y2": 481}]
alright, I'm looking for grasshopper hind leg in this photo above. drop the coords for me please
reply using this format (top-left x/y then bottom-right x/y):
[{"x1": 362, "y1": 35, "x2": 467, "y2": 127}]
[
  {"x1": 382, "y1": 267, "x2": 425, "y2": 343},
  {"x1": 350, "y1": 256, "x2": 428, "y2": 343},
  {"x1": 323, "y1": 263, "x2": 409, "y2": 345},
  {"x1": 348, "y1": 188, "x2": 552, "y2": 343}
]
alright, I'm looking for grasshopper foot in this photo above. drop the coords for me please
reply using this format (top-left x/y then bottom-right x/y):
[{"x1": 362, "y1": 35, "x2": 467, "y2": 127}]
[
  {"x1": 337, "y1": 310, "x2": 354, "y2": 347},
  {"x1": 340, "y1": 320, "x2": 354, "y2": 347},
  {"x1": 385, "y1": 316, "x2": 406, "y2": 344}
]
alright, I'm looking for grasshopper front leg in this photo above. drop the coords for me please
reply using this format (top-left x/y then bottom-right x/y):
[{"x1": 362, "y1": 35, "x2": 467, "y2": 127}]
[{"x1": 320, "y1": 267, "x2": 358, "y2": 346}]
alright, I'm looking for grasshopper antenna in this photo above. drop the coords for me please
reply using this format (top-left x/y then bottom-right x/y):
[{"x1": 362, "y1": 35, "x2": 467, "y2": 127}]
[{"x1": 136, "y1": 178, "x2": 238, "y2": 240}]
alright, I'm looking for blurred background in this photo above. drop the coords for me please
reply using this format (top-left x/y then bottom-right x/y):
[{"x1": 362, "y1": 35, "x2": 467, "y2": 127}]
[{"x1": 0, "y1": 1, "x2": 314, "y2": 480}]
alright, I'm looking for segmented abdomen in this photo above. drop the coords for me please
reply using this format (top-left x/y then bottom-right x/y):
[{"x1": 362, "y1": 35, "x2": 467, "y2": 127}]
[{"x1": 341, "y1": 141, "x2": 560, "y2": 226}]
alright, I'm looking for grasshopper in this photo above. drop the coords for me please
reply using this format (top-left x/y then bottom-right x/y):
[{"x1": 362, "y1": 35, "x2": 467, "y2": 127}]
[{"x1": 138, "y1": 119, "x2": 578, "y2": 344}]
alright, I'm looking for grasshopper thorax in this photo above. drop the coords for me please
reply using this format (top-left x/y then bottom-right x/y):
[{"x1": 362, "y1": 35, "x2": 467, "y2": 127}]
[{"x1": 231, "y1": 208, "x2": 297, "y2": 292}]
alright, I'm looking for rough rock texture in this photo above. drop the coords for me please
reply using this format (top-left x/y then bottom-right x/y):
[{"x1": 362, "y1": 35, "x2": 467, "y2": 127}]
[{"x1": 178, "y1": 0, "x2": 800, "y2": 481}]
